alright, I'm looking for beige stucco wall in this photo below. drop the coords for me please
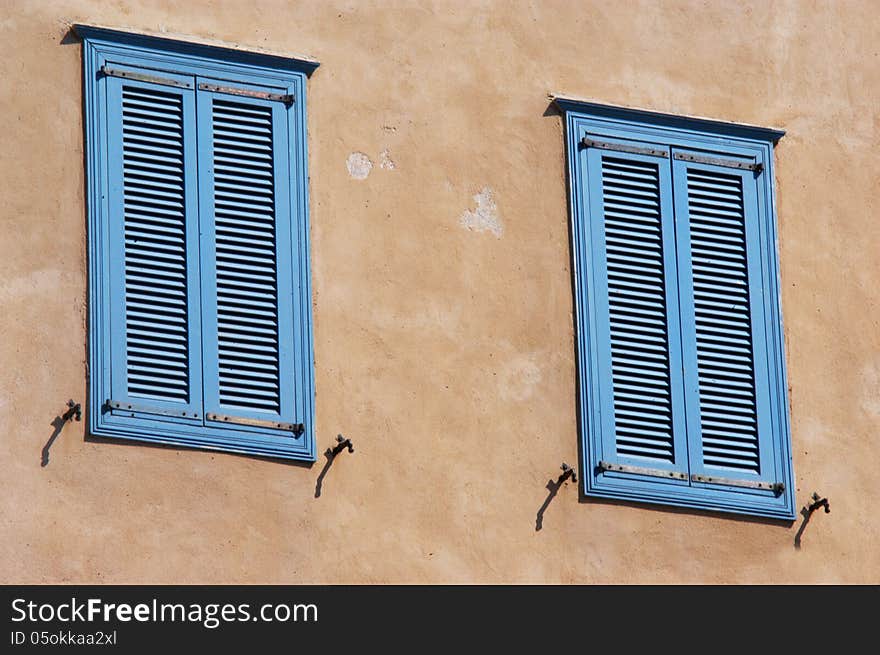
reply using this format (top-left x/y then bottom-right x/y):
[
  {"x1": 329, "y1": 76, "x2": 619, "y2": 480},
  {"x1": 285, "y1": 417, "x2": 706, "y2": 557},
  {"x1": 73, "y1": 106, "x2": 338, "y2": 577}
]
[{"x1": 1, "y1": 0, "x2": 877, "y2": 583}]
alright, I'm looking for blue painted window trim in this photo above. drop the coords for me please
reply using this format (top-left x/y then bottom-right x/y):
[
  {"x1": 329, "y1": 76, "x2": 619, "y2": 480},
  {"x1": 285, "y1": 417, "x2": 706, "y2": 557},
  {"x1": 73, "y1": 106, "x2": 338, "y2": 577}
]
[
  {"x1": 558, "y1": 98, "x2": 795, "y2": 519},
  {"x1": 80, "y1": 25, "x2": 317, "y2": 461}
]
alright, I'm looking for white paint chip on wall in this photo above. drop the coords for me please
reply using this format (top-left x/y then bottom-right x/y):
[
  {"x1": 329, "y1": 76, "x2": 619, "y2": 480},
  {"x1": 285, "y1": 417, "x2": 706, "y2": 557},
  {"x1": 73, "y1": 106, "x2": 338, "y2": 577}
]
[
  {"x1": 346, "y1": 152, "x2": 373, "y2": 180},
  {"x1": 379, "y1": 149, "x2": 396, "y2": 170},
  {"x1": 459, "y1": 187, "x2": 502, "y2": 238}
]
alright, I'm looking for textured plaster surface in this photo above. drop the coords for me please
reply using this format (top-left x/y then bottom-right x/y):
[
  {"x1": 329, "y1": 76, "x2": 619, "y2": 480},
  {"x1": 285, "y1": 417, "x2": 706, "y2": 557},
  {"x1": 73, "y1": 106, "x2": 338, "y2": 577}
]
[{"x1": 1, "y1": 0, "x2": 878, "y2": 583}]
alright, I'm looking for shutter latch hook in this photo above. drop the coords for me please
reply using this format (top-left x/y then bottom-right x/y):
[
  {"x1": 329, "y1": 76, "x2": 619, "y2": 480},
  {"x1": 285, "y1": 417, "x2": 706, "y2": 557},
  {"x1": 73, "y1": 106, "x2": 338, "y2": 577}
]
[
  {"x1": 314, "y1": 435, "x2": 354, "y2": 499},
  {"x1": 794, "y1": 491, "x2": 830, "y2": 549},
  {"x1": 63, "y1": 399, "x2": 82, "y2": 423},
  {"x1": 326, "y1": 434, "x2": 354, "y2": 458},
  {"x1": 806, "y1": 492, "x2": 830, "y2": 515}
]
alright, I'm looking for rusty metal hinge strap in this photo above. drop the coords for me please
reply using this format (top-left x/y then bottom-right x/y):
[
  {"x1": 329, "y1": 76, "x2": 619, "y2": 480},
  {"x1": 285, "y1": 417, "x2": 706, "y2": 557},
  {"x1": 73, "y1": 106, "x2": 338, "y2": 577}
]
[
  {"x1": 206, "y1": 412, "x2": 304, "y2": 435},
  {"x1": 673, "y1": 151, "x2": 763, "y2": 173},
  {"x1": 105, "y1": 399, "x2": 200, "y2": 418},
  {"x1": 598, "y1": 461, "x2": 688, "y2": 480},
  {"x1": 198, "y1": 82, "x2": 294, "y2": 106},
  {"x1": 581, "y1": 137, "x2": 669, "y2": 158},
  {"x1": 100, "y1": 65, "x2": 193, "y2": 89},
  {"x1": 691, "y1": 474, "x2": 783, "y2": 493}
]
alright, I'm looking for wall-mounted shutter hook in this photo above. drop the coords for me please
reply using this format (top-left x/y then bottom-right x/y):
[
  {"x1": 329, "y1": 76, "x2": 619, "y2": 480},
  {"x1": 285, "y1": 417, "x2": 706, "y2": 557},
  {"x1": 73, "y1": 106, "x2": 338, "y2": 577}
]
[
  {"x1": 42, "y1": 400, "x2": 81, "y2": 467},
  {"x1": 63, "y1": 400, "x2": 82, "y2": 423},
  {"x1": 807, "y1": 492, "x2": 830, "y2": 514},
  {"x1": 315, "y1": 435, "x2": 354, "y2": 499},
  {"x1": 794, "y1": 491, "x2": 830, "y2": 549},
  {"x1": 535, "y1": 462, "x2": 578, "y2": 531},
  {"x1": 560, "y1": 462, "x2": 577, "y2": 483},
  {"x1": 325, "y1": 434, "x2": 354, "y2": 458}
]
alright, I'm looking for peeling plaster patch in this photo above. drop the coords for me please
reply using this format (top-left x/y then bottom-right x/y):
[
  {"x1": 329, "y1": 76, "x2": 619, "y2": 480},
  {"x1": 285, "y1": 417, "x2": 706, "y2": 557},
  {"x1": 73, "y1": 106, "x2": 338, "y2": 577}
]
[
  {"x1": 379, "y1": 149, "x2": 396, "y2": 170},
  {"x1": 459, "y1": 187, "x2": 502, "y2": 238},
  {"x1": 346, "y1": 152, "x2": 373, "y2": 180}
]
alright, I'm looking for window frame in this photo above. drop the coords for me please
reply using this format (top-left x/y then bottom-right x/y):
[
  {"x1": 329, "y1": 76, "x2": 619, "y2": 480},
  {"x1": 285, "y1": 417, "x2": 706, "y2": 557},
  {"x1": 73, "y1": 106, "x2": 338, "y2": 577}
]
[
  {"x1": 80, "y1": 25, "x2": 318, "y2": 461},
  {"x1": 557, "y1": 98, "x2": 795, "y2": 519}
]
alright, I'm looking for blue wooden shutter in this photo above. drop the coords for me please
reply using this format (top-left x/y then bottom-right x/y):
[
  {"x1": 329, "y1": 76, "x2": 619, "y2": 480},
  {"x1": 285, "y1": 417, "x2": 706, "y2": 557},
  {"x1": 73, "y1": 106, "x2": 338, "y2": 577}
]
[
  {"x1": 196, "y1": 82, "x2": 299, "y2": 433},
  {"x1": 105, "y1": 69, "x2": 204, "y2": 419},
  {"x1": 582, "y1": 138, "x2": 690, "y2": 478},
  {"x1": 671, "y1": 150, "x2": 777, "y2": 486}
]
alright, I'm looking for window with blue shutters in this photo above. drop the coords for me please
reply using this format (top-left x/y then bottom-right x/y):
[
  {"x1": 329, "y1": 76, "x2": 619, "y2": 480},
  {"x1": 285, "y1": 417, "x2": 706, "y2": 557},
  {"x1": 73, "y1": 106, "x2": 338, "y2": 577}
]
[
  {"x1": 81, "y1": 26, "x2": 318, "y2": 461},
  {"x1": 558, "y1": 99, "x2": 795, "y2": 519}
]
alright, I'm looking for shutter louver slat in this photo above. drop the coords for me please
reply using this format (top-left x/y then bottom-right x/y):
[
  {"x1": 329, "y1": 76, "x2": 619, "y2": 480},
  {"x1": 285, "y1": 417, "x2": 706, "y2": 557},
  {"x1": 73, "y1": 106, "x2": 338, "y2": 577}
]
[
  {"x1": 685, "y1": 168, "x2": 761, "y2": 474},
  {"x1": 601, "y1": 156, "x2": 676, "y2": 463},
  {"x1": 212, "y1": 99, "x2": 281, "y2": 414},
  {"x1": 121, "y1": 86, "x2": 190, "y2": 403}
]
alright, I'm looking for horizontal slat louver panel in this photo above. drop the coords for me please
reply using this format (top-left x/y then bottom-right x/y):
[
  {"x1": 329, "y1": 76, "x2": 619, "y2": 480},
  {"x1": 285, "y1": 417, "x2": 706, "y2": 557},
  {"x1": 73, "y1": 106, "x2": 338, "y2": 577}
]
[
  {"x1": 686, "y1": 169, "x2": 760, "y2": 473},
  {"x1": 602, "y1": 156, "x2": 676, "y2": 462},
  {"x1": 121, "y1": 86, "x2": 190, "y2": 402},
  {"x1": 212, "y1": 99, "x2": 281, "y2": 413}
]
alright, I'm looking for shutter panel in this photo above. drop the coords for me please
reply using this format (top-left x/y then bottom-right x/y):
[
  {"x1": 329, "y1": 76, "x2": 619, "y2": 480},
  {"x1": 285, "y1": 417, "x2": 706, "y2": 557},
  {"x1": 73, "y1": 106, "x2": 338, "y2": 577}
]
[
  {"x1": 105, "y1": 72, "x2": 204, "y2": 417},
  {"x1": 672, "y1": 151, "x2": 775, "y2": 482},
  {"x1": 583, "y1": 141, "x2": 690, "y2": 475},
  {"x1": 197, "y1": 84, "x2": 299, "y2": 433}
]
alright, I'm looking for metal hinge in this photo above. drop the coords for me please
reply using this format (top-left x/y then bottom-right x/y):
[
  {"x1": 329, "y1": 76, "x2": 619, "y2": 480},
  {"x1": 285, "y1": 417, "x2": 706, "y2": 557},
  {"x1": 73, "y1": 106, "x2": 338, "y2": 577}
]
[
  {"x1": 198, "y1": 82, "x2": 294, "y2": 106},
  {"x1": 206, "y1": 412, "x2": 304, "y2": 435},
  {"x1": 581, "y1": 137, "x2": 669, "y2": 158},
  {"x1": 100, "y1": 65, "x2": 192, "y2": 89},
  {"x1": 691, "y1": 474, "x2": 784, "y2": 494},
  {"x1": 598, "y1": 461, "x2": 688, "y2": 480},
  {"x1": 673, "y1": 151, "x2": 763, "y2": 173},
  {"x1": 105, "y1": 399, "x2": 200, "y2": 418}
]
